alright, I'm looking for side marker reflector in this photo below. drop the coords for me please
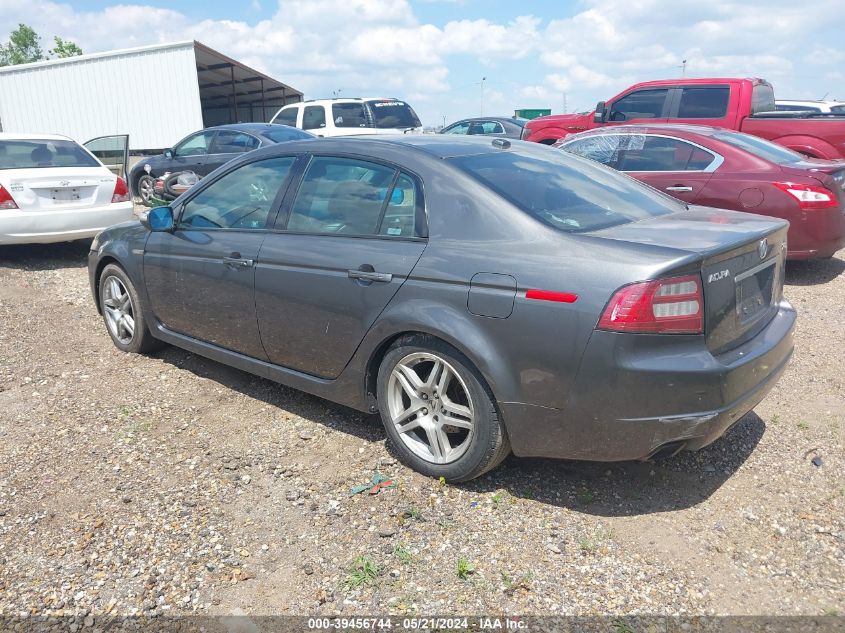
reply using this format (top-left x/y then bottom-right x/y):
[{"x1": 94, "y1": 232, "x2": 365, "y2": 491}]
[{"x1": 525, "y1": 289, "x2": 578, "y2": 303}]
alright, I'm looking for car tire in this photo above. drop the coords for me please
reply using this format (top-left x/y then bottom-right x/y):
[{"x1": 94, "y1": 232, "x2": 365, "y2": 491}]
[
  {"x1": 99, "y1": 264, "x2": 163, "y2": 354},
  {"x1": 377, "y1": 335, "x2": 510, "y2": 482},
  {"x1": 135, "y1": 174, "x2": 155, "y2": 205}
]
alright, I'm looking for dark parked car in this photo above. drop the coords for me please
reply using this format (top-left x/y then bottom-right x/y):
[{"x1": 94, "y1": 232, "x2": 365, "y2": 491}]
[
  {"x1": 557, "y1": 124, "x2": 845, "y2": 259},
  {"x1": 128, "y1": 123, "x2": 313, "y2": 203},
  {"x1": 439, "y1": 117, "x2": 527, "y2": 139},
  {"x1": 90, "y1": 136, "x2": 795, "y2": 481}
]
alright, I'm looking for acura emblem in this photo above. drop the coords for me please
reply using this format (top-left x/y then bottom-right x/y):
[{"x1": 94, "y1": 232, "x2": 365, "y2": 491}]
[{"x1": 758, "y1": 238, "x2": 768, "y2": 260}]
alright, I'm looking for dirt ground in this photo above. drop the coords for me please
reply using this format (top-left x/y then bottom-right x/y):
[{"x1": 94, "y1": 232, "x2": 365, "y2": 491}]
[{"x1": 0, "y1": 240, "x2": 842, "y2": 621}]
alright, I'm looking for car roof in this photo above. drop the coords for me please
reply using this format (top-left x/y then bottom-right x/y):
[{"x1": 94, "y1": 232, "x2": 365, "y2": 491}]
[
  {"x1": 207, "y1": 123, "x2": 300, "y2": 133},
  {"x1": 564, "y1": 123, "x2": 728, "y2": 139},
  {"x1": 449, "y1": 117, "x2": 526, "y2": 125},
  {"x1": 248, "y1": 134, "x2": 534, "y2": 160},
  {"x1": 0, "y1": 132, "x2": 74, "y2": 142}
]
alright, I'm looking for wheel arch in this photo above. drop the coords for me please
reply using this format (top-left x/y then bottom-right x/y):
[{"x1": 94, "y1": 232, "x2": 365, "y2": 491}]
[
  {"x1": 92, "y1": 255, "x2": 122, "y2": 314},
  {"x1": 361, "y1": 317, "x2": 517, "y2": 416}
]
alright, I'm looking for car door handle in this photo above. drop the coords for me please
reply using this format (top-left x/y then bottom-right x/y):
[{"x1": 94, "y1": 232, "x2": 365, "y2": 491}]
[
  {"x1": 666, "y1": 185, "x2": 694, "y2": 192},
  {"x1": 348, "y1": 269, "x2": 392, "y2": 283},
  {"x1": 223, "y1": 254, "x2": 254, "y2": 269}
]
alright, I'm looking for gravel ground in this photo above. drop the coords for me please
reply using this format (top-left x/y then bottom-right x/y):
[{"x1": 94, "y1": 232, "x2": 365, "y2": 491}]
[{"x1": 0, "y1": 238, "x2": 842, "y2": 622}]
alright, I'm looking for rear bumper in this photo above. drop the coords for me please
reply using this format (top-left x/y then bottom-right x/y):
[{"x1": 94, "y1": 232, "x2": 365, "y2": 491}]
[
  {"x1": 786, "y1": 206, "x2": 845, "y2": 259},
  {"x1": 503, "y1": 300, "x2": 796, "y2": 460},
  {"x1": 0, "y1": 202, "x2": 134, "y2": 245}
]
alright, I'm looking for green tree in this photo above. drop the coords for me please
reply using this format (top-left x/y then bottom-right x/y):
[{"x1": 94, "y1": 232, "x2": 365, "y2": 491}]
[
  {"x1": 0, "y1": 23, "x2": 46, "y2": 66},
  {"x1": 50, "y1": 36, "x2": 83, "y2": 58}
]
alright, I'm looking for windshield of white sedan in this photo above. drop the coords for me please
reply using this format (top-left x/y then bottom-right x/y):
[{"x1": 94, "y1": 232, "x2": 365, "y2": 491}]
[
  {"x1": 450, "y1": 149, "x2": 682, "y2": 232},
  {"x1": 0, "y1": 139, "x2": 100, "y2": 169}
]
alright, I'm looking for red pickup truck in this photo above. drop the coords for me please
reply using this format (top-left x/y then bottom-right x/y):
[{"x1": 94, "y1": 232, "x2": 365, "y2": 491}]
[{"x1": 523, "y1": 78, "x2": 845, "y2": 159}]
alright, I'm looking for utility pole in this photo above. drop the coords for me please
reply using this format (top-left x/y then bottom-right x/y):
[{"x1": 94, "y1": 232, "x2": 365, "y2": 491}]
[
  {"x1": 680, "y1": 59, "x2": 687, "y2": 77},
  {"x1": 480, "y1": 76, "x2": 487, "y2": 116},
  {"x1": 563, "y1": 92, "x2": 567, "y2": 113}
]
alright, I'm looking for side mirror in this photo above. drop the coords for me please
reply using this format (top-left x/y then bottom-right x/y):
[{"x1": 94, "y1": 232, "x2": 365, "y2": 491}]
[
  {"x1": 594, "y1": 101, "x2": 607, "y2": 124},
  {"x1": 164, "y1": 148, "x2": 173, "y2": 158},
  {"x1": 142, "y1": 206, "x2": 174, "y2": 232}
]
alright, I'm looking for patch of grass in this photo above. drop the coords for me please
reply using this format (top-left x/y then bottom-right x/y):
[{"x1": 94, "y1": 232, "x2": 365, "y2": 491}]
[
  {"x1": 576, "y1": 488, "x2": 595, "y2": 505},
  {"x1": 436, "y1": 517, "x2": 452, "y2": 531},
  {"x1": 345, "y1": 556, "x2": 380, "y2": 589},
  {"x1": 405, "y1": 505, "x2": 422, "y2": 520},
  {"x1": 491, "y1": 492, "x2": 505, "y2": 507},
  {"x1": 501, "y1": 571, "x2": 532, "y2": 594},
  {"x1": 822, "y1": 607, "x2": 840, "y2": 617},
  {"x1": 438, "y1": 476, "x2": 447, "y2": 487},
  {"x1": 456, "y1": 558, "x2": 475, "y2": 580},
  {"x1": 611, "y1": 618, "x2": 637, "y2": 633},
  {"x1": 770, "y1": 414, "x2": 780, "y2": 425},
  {"x1": 393, "y1": 544, "x2": 413, "y2": 565},
  {"x1": 579, "y1": 526, "x2": 614, "y2": 554},
  {"x1": 797, "y1": 420, "x2": 809, "y2": 430}
]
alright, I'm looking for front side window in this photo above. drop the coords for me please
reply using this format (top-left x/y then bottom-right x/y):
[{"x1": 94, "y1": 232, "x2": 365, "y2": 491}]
[
  {"x1": 0, "y1": 139, "x2": 99, "y2": 169},
  {"x1": 615, "y1": 136, "x2": 717, "y2": 172},
  {"x1": 174, "y1": 132, "x2": 215, "y2": 157},
  {"x1": 303, "y1": 106, "x2": 327, "y2": 131},
  {"x1": 332, "y1": 103, "x2": 369, "y2": 128},
  {"x1": 676, "y1": 87, "x2": 730, "y2": 118},
  {"x1": 608, "y1": 89, "x2": 669, "y2": 121},
  {"x1": 179, "y1": 157, "x2": 295, "y2": 230},
  {"x1": 474, "y1": 121, "x2": 505, "y2": 135},
  {"x1": 561, "y1": 135, "x2": 624, "y2": 166},
  {"x1": 274, "y1": 106, "x2": 298, "y2": 127},
  {"x1": 450, "y1": 146, "x2": 683, "y2": 233},
  {"x1": 210, "y1": 131, "x2": 260, "y2": 154},
  {"x1": 442, "y1": 121, "x2": 470, "y2": 135},
  {"x1": 287, "y1": 156, "x2": 400, "y2": 235}
]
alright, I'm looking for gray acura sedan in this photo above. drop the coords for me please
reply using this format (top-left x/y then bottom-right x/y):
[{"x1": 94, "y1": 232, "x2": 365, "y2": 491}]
[{"x1": 89, "y1": 136, "x2": 795, "y2": 481}]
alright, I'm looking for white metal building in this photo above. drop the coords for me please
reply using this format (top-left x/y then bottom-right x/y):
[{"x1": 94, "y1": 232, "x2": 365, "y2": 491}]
[{"x1": 0, "y1": 41, "x2": 303, "y2": 151}]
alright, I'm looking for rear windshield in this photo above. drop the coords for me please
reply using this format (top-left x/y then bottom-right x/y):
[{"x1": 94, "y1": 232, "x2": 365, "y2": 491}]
[
  {"x1": 366, "y1": 100, "x2": 421, "y2": 129},
  {"x1": 0, "y1": 139, "x2": 99, "y2": 170},
  {"x1": 262, "y1": 126, "x2": 314, "y2": 143},
  {"x1": 449, "y1": 148, "x2": 683, "y2": 233},
  {"x1": 712, "y1": 131, "x2": 804, "y2": 165},
  {"x1": 751, "y1": 83, "x2": 776, "y2": 114}
]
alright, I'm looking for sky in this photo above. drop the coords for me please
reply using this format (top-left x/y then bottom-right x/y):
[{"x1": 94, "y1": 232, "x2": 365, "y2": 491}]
[{"x1": 1, "y1": 0, "x2": 843, "y2": 127}]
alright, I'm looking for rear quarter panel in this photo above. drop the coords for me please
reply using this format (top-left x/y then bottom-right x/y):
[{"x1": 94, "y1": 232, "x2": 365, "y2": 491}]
[{"x1": 740, "y1": 119, "x2": 845, "y2": 159}]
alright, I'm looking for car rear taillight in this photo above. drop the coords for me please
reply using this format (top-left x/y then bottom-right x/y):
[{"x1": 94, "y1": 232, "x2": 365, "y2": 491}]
[
  {"x1": 773, "y1": 182, "x2": 838, "y2": 209},
  {"x1": 598, "y1": 274, "x2": 704, "y2": 334},
  {"x1": 0, "y1": 184, "x2": 19, "y2": 210},
  {"x1": 112, "y1": 177, "x2": 130, "y2": 203}
]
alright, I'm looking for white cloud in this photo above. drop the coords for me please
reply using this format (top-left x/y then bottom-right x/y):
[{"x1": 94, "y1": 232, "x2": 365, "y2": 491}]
[{"x1": 0, "y1": 0, "x2": 843, "y2": 124}]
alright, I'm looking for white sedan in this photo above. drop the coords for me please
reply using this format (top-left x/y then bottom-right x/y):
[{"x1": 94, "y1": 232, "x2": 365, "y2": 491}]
[{"x1": 0, "y1": 133, "x2": 134, "y2": 245}]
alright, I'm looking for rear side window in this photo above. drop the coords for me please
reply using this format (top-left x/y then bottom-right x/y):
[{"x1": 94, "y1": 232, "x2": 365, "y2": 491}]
[
  {"x1": 332, "y1": 103, "x2": 369, "y2": 128},
  {"x1": 179, "y1": 157, "x2": 295, "y2": 230},
  {"x1": 676, "y1": 87, "x2": 729, "y2": 118},
  {"x1": 262, "y1": 126, "x2": 314, "y2": 143},
  {"x1": 776, "y1": 103, "x2": 820, "y2": 112},
  {"x1": 287, "y1": 156, "x2": 421, "y2": 236},
  {"x1": 471, "y1": 121, "x2": 505, "y2": 135},
  {"x1": 302, "y1": 106, "x2": 326, "y2": 131},
  {"x1": 210, "y1": 131, "x2": 260, "y2": 154},
  {"x1": 274, "y1": 106, "x2": 299, "y2": 127},
  {"x1": 0, "y1": 139, "x2": 100, "y2": 169},
  {"x1": 609, "y1": 89, "x2": 669, "y2": 121},
  {"x1": 450, "y1": 148, "x2": 682, "y2": 233},
  {"x1": 751, "y1": 83, "x2": 776, "y2": 114},
  {"x1": 616, "y1": 136, "x2": 717, "y2": 171}
]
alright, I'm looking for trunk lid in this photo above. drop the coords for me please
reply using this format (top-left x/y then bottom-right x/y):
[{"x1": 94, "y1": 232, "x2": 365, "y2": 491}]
[
  {"x1": 0, "y1": 167, "x2": 115, "y2": 211},
  {"x1": 592, "y1": 206, "x2": 789, "y2": 354}
]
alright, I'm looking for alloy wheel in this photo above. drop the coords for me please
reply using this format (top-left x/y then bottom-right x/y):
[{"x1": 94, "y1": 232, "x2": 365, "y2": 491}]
[
  {"x1": 386, "y1": 352, "x2": 475, "y2": 464},
  {"x1": 102, "y1": 276, "x2": 136, "y2": 345}
]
